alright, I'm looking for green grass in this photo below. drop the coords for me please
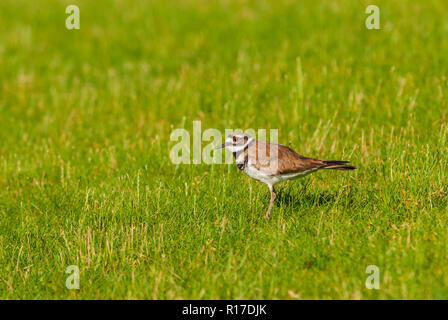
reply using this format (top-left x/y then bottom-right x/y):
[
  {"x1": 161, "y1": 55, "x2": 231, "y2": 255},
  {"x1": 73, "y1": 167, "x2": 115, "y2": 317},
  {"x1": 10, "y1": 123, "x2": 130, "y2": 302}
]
[{"x1": 0, "y1": 0, "x2": 447, "y2": 299}]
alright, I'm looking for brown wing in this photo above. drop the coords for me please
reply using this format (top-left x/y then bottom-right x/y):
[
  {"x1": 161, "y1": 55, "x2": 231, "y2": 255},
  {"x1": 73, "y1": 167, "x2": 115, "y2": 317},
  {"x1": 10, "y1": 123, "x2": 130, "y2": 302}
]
[
  {"x1": 248, "y1": 141, "x2": 325, "y2": 175},
  {"x1": 274, "y1": 144, "x2": 325, "y2": 174}
]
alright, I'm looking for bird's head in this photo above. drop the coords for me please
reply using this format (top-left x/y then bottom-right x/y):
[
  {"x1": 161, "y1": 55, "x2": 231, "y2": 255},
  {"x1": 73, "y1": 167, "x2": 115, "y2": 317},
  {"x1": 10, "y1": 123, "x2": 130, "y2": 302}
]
[{"x1": 215, "y1": 132, "x2": 254, "y2": 153}]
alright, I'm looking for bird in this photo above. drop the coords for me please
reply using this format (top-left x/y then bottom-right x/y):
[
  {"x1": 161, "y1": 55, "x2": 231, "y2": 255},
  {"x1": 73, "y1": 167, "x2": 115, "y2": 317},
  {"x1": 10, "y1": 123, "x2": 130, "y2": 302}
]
[{"x1": 215, "y1": 132, "x2": 355, "y2": 218}]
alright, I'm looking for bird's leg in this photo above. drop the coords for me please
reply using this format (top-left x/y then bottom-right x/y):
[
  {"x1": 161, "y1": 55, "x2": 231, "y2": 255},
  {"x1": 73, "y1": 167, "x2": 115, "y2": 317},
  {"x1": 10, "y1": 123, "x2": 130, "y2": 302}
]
[{"x1": 266, "y1": 185, "x2": 277, "y2": 219}]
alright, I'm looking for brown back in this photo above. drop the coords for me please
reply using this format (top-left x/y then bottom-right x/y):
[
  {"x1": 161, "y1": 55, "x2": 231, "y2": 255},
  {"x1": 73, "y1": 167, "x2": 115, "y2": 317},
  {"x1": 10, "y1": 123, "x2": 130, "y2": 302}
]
[{"x1": 246, "y1": 140, "x2": 325, "y2": 175}]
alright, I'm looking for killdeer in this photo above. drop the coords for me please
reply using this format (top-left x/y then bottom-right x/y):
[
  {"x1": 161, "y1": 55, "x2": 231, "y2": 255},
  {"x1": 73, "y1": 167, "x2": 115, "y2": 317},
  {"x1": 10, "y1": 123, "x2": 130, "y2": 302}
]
[{"x1": 216, "y1": 132, "x2": 355, "y2": 218}]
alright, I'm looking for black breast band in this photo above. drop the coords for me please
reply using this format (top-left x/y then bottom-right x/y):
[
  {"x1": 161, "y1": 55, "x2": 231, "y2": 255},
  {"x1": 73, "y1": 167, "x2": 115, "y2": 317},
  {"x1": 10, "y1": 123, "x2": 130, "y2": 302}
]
[{"x1": 236, "y1": 157, "x2": 248, "y2": 171}]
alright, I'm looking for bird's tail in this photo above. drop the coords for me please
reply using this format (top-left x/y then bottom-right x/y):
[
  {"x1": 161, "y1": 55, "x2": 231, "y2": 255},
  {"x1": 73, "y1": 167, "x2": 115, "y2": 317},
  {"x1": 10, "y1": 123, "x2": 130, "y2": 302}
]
[{"x1": 321, "y1": 160, "x2": 356, "y2": 171}]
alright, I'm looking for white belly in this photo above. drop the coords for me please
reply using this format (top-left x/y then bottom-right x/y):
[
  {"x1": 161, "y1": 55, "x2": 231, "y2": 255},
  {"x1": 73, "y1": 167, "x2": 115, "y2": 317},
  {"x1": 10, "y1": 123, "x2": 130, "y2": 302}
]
[
  {"x1": 244, "y1": 166, "x2": 279, "y2": 185},
  {"x1": 244, "y1": 166, "x2": 318, "y2": 186}
]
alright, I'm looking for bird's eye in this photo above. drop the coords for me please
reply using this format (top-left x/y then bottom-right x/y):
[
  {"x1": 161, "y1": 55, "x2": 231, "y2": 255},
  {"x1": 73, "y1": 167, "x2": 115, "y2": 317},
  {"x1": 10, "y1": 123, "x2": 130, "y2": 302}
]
[{"x1": 233, "y1": 137, "x2": 238, "y2": 143}]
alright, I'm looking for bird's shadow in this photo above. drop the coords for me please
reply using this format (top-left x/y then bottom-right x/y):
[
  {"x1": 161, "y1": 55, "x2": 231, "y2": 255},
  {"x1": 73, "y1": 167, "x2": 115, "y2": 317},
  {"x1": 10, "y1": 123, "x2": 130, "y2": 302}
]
[{"x1": 272, "y1": 188, "x2": 354, "y2": 208}]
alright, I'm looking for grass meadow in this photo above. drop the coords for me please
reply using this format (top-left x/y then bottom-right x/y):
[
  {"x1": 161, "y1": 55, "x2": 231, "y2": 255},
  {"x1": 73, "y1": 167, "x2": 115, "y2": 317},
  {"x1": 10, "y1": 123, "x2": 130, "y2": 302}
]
[{"x1": 0, "y1": 0, "x2": 447, "y2": 299}]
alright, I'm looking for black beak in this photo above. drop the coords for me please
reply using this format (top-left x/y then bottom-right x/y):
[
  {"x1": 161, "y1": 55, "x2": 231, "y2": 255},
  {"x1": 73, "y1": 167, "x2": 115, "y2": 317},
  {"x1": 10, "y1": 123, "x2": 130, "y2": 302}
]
[{"x1": 215, "y1": 143, "x2": 226, "y2": 150}]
